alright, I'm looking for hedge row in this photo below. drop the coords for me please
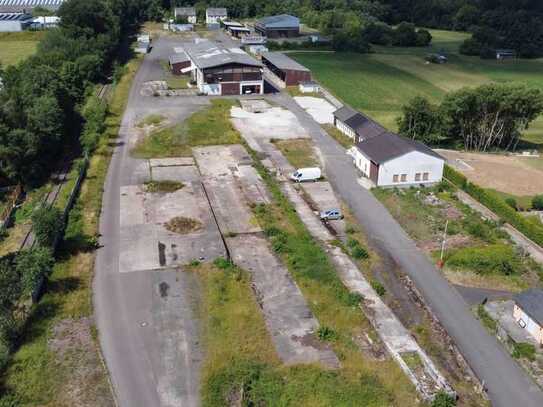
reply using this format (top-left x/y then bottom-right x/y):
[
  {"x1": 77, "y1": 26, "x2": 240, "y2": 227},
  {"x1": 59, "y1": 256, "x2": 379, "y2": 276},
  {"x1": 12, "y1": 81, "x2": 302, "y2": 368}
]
[{"x1": 444, "y1": 165, "x2": 543, "y2": 247}]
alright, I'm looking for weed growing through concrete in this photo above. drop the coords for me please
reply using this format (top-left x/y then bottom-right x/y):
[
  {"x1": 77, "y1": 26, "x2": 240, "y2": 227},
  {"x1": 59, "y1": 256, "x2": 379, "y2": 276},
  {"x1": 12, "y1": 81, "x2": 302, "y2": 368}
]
[
  {"x1": 144, "y1": 180, "x2": 184, "y2": 193},
  {"x1": 164, "y1": 216, "x2": 202, "y2": 234}
]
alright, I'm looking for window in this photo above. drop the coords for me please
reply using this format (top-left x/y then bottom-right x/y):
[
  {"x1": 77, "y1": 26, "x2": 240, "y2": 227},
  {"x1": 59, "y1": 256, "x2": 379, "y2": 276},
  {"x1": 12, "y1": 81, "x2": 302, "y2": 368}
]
[
  {"x1": 415, "y1": 173, "x2": 421, "y2": 182},
  {"x1": 393, "y1": 174, "x2": 399, "y2": 183},
  {"x1": 423, "y1": 172, "x2": 429, "y2": 181},
  {"x1": 401, "y1": 174, "x2": 407, "y2": 182},
  {"x1": 518, "y1": 318, "x2": 527, "y2": 329}
]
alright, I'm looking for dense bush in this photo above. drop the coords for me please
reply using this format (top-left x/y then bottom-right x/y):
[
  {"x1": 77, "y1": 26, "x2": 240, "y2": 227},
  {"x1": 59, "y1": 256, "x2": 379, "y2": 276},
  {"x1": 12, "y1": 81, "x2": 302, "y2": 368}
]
[
  {"x1": 431, "y1": 391, "x2": 457, "y2": 407},
  {"x1": 532, "y1": 195, "x2": 543, "y2": 210},
  {"x1": 446, "y1": 244, "x2": 519, "y2": 275},
  {"x1": 31, "y1": 206, "x2": 64, "y2": 248},
  {"x1": 512, "y1": 342, "x2": 536, "y2": 361},
  {"x1": 371, "y1": 280, "x2": 386, "y2": 296}
]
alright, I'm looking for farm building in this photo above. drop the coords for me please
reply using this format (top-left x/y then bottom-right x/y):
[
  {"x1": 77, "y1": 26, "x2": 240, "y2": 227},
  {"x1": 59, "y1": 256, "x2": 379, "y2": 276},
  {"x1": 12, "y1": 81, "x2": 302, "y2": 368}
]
[
  {"x1": 0, "y1": 0, "x2": 64, "y2": 13},
  {"x1": 333, "y1": 106, "x2": 387, "y2": 143},
  {"x1": 30, "y1": 15, "x2": 58, "y2": 29},
  {"x1": 174, "y1": 7, "x2": 196, "y2": 24},
  {"x1": 183, "y1": 40, "x2": 263, "y2": 96},
  {"x1": 299, "y1": 81, "x2": 320, "y2": 93},
  {"x1": 513, "y1": 289, "x2": 543, "y2": 345},
  {"x1": 246, "y1": 44, "x2": 268, "y2": 55},
  {"x1": 169, "y1": 52, "x2": 191, "y2": 75},
  {"x1": 226, "y1": 25, "x2": 250, "y2": 38},
  {"x1": 0, "y1": 12, "x2": 32, "y2": 31},
  {"x1": 349, "y1": 132, "x2": 444, "y2": 187},
  {"x1": 206, "y1": 7, "x2": 227, "y2": 24},
  {"x1": 255, "y1": 14, "x2": 300, "y2": 38},
  {"x1": 221, "y1": 20, "x2": 242, "y2": 29},
  {"x1": 261, "y1": 52, "x2": 311, "y2": 86}
]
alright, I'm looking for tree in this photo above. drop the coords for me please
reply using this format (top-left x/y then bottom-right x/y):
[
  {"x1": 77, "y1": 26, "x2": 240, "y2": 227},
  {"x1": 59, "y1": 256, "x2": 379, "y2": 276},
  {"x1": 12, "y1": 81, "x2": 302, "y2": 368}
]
[
  {"x1": 15, "y1": 248, "x2": 54, "y2": 296},
  {"x1": 31, "y1": 206, "x2": 64, "y2": 248},
  {"x1": 415, "y1": 28, "x2": 432, "y2": 46},
  {"x1": 532, "y1": 195, "x2": 543, "y2": 210},
  {"x1": 397, "y1": 96, "x2": 444, "y2": 145},
  {"x1": 393, "y1": 22, "x2": 418, "y2": 46}
]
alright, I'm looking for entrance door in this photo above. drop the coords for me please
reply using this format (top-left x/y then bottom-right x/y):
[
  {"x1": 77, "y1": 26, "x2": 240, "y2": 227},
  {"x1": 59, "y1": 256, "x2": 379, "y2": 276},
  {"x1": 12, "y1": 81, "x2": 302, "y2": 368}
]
[{"x1": 221, "y1": 82, "x2": 240, "y2": 95}]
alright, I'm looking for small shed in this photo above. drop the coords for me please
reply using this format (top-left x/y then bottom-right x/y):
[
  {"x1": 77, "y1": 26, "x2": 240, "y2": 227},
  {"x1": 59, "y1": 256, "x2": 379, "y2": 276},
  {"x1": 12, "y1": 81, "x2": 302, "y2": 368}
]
[
  {"x1": 137, "y1": 32, "x2": 150, "y2": 43},
  {"x1": 134, "y1": 41, "x2": 150, "y2": 54},
  {"x1": 174, "y1": 7, "x2": 196, "y2": 24},
  {"x1": 0, "y1": 12, "x2": 32, "y2": 32},
  {"x1": 261, "y1": 52, "x2": 311, "y2": 86},
  {"x1": 227, "y1": 25, "x2": 251, "y2": 38},
  {"x1": 513, "y1": 289, "x2": 543, "y2": 344},
  {"x1": 169, "y1": 52, "x2": 191, "y2": 75},
  {"x1": 496, "y1": 49, "x2": 516, "y2": 60},
  {"x1": 298, "y1": 81, "x2": 320, "y2": 93},
  {"x1": 247, "y1": 44, "x2": 268, "y2": 55}
]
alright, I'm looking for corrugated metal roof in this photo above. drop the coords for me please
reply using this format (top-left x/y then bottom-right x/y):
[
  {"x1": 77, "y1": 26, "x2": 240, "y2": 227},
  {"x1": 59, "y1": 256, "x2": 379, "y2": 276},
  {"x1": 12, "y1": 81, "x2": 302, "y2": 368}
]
[
  {"x1": 261, "y1": 52, "x2": 309, "y2": 72},
  {"x1": 183, "y1": 40, "x2": 261, "y2": 70},
  {"x1": 356, "y1": 132, "x2": 443, "y2": 164},
  {"x1": 334, "y1": 106, "x2": 387, "y2": 140},
  {"x1": 256, "y1": 14, "x2": 299, "y2": 29},
  {"x1": 0, "y1": 0, "x2": 63, "y2": 12},
  {"x1": 206, "y1": 8, "x2": 226, "y2": 16},
  {"x1": 514, "y1": 289, "x2": 543, "y2": 327},
  {"x1": 0, "y1": 12, "x2": 31, "y2": 20},
  {"x1": 175, "y1": 7, "x2": 196, "y2": 16},
  {"x1": 169, "y1": 52, "x2": 189, "y2": 65}
]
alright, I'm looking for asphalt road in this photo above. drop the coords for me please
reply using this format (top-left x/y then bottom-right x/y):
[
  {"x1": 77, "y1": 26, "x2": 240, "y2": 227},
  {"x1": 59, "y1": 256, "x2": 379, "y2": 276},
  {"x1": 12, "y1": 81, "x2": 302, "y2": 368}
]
[
  {"x1": 93, "y1": 37, "x2": 211, "y2": 407},
  {"x1": 272, "y1": 93, "x2": 543, "y2": 407}
]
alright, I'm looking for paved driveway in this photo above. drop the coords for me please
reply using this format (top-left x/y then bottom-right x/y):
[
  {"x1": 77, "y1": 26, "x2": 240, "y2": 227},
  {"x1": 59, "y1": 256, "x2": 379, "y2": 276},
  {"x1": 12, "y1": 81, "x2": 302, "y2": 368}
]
[{"x1": 271, "y1": 93, "x2": 543, "y2": 407}]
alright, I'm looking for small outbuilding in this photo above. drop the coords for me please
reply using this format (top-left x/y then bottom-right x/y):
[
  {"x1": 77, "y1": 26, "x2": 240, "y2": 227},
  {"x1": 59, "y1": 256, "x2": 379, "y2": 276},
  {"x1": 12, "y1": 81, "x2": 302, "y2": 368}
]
[
  {"x1": 513, "y1": 289, "x2": 543, "y2": 345},
  {"x1": 134, "y1": 41, "x2": 150, "y2": 54},
  {"x1": 495, "y1": 49, "x2": 516, "y2": 60},
  {"x1": 298, "y1": 81, "x2": 320, "y2": 94},
  {"x1": 255, "y1": 14, "x2": 300, "y2": 38},
  {"x1": 333, "y1": 106, "x2": 387, "y2": 143},
  {"x1": 350, "y1": 132, "x2": 444, "y2": 187},
  {"x1": 169, "y1": 52, "x2": 191, "y2": 75},
  {"x1": 261, "y1": 52, "x2": 311, "y2": 86},
  {"x1": 174, "y1": 7, "x2": 197, "y2": 24},
  {"x1": 0, "y1": 12, "x2": 32, "y2": 32},
  {"x1": 206, "y1": 8, "x2": 227, "y2": 24},
  {"x1": 31, "y1": 15, "x2": 59, "y2": 29}
]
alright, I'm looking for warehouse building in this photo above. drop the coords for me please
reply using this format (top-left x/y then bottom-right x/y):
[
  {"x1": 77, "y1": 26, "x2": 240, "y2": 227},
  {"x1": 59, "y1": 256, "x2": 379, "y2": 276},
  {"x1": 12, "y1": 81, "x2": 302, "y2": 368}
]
[
  {"x1": 0, "y1": 12, "x2": 32, "y2": 31},
  {"x1": 261, "y1": 52, "x2": 311, "y2": 86},
  {"x1": 0, "y1": 0, "x2": 64, "y2": 13},
  {"x1": 333, "y1": 106, "x2": 387, "y2": 143},
  {"x1": 183, "y1": 40, "x2": 263, "y2": 96},
  {"x1": 255, "y1": 14, "x2": 299, "y2": 38},
  {"x1": 169, "y1": 52, "x2": 191, "y2": 75}
]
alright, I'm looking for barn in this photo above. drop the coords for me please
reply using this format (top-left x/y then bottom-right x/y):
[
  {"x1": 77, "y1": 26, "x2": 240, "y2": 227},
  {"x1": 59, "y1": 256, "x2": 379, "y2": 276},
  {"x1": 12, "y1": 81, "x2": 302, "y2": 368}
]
[
  {"x1": 0, "y1": 12, "x2": 32, "y2": 31},
  {"x1": 255, "y1": 14, "x2": 299, "y2": 38},
  {"x1": 513, "y1": 289, "x2": 543, "y2": 345},
  {"x1": 349, "y1": 132, "x2": 444, "y2": 187},
  {"x1": 206, "y1": 8, "x2": 227, "y2": 24},
  {"x1": 227, "y1": 25, "x2": 251, "y2": 38},
  {"x1": 261, "y1": 52, "x2": 311, "y2": 86},
  {"x1": 174, "y1": 7, "x2": 196, "y2": 24},
  {"x1": 333, "y1": 106, "x2": 387, "y2": 143},
  {"x1": 183, "y1": 40, "x2": 263, "y2": 96},
  {"x1": 169, "y1": 52, "x2": 191, "y2": 75}
]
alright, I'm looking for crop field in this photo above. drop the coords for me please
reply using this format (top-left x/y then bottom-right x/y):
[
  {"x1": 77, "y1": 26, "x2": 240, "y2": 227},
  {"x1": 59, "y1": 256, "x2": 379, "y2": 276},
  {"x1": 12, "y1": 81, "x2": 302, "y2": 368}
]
[
  {"x1": 0, "y1": 32, "x2": 44, "y2": 66},
  {"x1": 291, "y1": 29, "x2": 543, "y2": 147}
]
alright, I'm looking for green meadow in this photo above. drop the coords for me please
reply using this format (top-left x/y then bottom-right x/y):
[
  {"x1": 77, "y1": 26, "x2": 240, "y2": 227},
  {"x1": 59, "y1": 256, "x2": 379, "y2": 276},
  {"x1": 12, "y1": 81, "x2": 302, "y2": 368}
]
[
  {"x1": 291, "y1": 29, "x2": 543, "y2": 147},
  {"x1": 0, "y1": 32, "x2": 44, "y2": 67}
]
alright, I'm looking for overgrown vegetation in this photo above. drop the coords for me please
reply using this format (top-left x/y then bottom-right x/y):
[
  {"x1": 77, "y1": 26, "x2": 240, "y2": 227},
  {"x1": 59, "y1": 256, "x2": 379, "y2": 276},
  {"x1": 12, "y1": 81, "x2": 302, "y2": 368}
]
[
  {"x1": 132, "y1": 99, "x2": 241, "y2": 158},
  {"x1": 164, "y1": 216, "x2": 202, "y2": 234},
  {"x1": 511, "y1": 342, "x2": 536, "y2": 362},
  {"x1": 272, "y1": 139, "x2": 319, "y2": 169},
  {"x1": 144, "y1": 180, "x2": 184, "y2": 193}
]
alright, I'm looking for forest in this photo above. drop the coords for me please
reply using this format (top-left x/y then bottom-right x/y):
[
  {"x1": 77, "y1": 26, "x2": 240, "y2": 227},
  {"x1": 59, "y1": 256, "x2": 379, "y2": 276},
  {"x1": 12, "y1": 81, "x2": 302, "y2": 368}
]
[{"x1": 162, "y1": 0, "x2": 543, "y2": 57}]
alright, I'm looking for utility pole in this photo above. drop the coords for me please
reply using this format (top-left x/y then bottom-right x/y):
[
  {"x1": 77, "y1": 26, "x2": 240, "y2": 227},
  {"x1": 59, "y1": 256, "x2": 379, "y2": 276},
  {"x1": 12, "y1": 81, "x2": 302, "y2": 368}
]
[{"x1": 438, "y1": 219, "x2": 448, "y2": 269}]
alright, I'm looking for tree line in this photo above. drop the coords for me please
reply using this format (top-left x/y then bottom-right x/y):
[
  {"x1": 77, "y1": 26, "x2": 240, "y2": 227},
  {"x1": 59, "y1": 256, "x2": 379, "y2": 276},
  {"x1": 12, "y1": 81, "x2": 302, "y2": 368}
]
[
  {"x1": 160, "y1": 0, "x2": 543, "y2": 57},
  {"x1": 397, "y1": 84, "x2": 543, "y2": 152}
]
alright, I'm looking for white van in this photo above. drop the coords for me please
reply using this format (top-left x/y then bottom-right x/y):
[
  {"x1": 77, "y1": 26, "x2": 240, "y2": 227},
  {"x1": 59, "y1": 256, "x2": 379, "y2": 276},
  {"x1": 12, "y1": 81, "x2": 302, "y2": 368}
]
[{"x1": 289, "y1": 167, "x2": 322, "y2": 182}]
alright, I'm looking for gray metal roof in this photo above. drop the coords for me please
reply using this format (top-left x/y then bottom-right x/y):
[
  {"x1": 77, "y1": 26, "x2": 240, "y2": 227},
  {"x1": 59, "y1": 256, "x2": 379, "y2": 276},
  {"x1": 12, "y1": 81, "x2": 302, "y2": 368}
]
[
  {"x1": 256, "y1": 14, "x2": 299, "y2": 29},
  {"x1": 334, "y1": 106, "x2": 387, "y2": 140},
  {"x1": 0, "y1": 12, "x2": 31, "y2": 20},
  {"x1": 334, "y1": 106, "x2": 358, "y2": 122},
  {"x1": 206, "y1": 7, "x2": 226, "y2": 16},
  {"x1": 261, "y1": 52, "x2": 309, "y2": 72},
  {"x1": 0, "y1": 0, "x2": 63, "y2": 11},
  {"x1": 356, "y1": 132, "x2": 444, "y2": 164},
  {"x1": 169, "y1": 52, "x2": 189, "y2": 65},
  {"x1": 514, "y1": 289, "x2": 543, "y2": 326},
  {"x1": 222, "y1": 20, "x2": 242, "y2": 27},
  {"x1": 183, "y1": 40, "x2": 261, "y2": 70},
  {"x1": 175, "y1": 7, "x2": 196, "y2": 16}
]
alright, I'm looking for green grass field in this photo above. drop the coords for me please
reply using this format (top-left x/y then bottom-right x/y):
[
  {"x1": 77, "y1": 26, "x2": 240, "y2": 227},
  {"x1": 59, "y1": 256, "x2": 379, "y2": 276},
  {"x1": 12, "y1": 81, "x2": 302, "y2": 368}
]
[
  {"x1": 291, "y1": 29, "x2": 543, "y2": 147},
  {"x1": 0, "y1": 32, "x2": 44, "y2": 66}
]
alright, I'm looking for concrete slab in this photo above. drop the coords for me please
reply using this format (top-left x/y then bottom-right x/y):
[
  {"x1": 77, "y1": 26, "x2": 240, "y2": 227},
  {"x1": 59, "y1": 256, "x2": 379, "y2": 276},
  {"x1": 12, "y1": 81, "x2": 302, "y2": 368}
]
[
  {"x1": 131, "y1": 160, "x2": 152, "y2": 185},
  {"x1": 193, "y1": 145, "x2": 252, "y2": 178},
  {"x1": 235, "y1": 165, "x2": 271, "y2": 205},
  {"x1": 228, "y1": 235, "x2": 339, "y2": 368},
  {"x1": 230, "y1": 106, "x2": 309, "y2": 141},
  {"x1": 120, "y1": 185, "x2": 146, "y2": 226},
  {"x1": 120, "y1": 223, "x2": 161, "y2": 273},
  {"x1": 151, "y1": 165, "x2": 200, "y2": 183},
  {"x1": 150, "y1": 157, "x2": 195, "y2": 167},
  {"x1": 302, "y1": 181, "x2": 346, "y2": 238},
  {"x1": 485, "y1": 300, "x2": 539, "y2": 346},
  {"x1": 294, "y1": 96, "x2": 335, "y2": 124},
  {"x1": 240, "y1": 99, "x2": 271, "y2": 113}
]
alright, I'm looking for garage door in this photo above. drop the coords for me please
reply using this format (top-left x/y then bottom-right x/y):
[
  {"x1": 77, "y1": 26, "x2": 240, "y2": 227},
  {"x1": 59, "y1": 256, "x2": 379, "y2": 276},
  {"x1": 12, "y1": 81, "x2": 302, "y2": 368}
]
[{"x1": 221, "y1": 82, "x2": 240, "y2": 95}]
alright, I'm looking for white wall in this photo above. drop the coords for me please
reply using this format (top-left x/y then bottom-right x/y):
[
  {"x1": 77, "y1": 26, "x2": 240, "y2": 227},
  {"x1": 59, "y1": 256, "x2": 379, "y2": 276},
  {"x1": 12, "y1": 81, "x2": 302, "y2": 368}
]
[
  {"x1": 377, "y1": 150, "x2": 444, "y2": 187},
  {"x1": 335, "y1": 119, "x2": 356, "y2": 139},
  {"x1": 351, "y1": 148, "x2": 373, "y2": 178},
  {"x1": 206, "y1": 15, "x2": 227, "y2": 24},
  {"x1": 514, "y1": 304, "x2": 543, "y2": 344},
  {"x1": 0, "y1": 21, "x2": 24, "y2": 32}
]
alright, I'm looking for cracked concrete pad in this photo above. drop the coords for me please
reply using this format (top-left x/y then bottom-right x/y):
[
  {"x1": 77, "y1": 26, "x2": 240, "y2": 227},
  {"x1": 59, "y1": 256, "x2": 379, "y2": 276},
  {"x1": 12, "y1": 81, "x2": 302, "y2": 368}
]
[
  {"x1": 293, "y1": 96, "x2": 335, "y2": 124},
  {"x1": 120, "y1": 223, "x2": 161, "y2": 273},
  {"x1": 231, "y1": 106, "x2": 309, "y2": 140},
  {"x1": 150, "y1": 157, "x2": 195, "y2": 167},
  {"x1": 131, "y1": 160, "x2": 152, "y2": 185},
  {"x1": 120, "y1": 185, "x2": 146, "y2": 226},
  {"x1": 301, "y1": 182, "x2": 346, "y2": 238},
  {"x1": 193, "y1": 145, "x2": 252, "y2": 178},
  {"x1": 228, "y1": 235, "x2": 339, "y2": 368},
  {"x1": 235, "y1": 165, "x2": 271, "y2": 205},
  {"x1": 151, "y1": 165, "x2": 200, "y2": 183}
]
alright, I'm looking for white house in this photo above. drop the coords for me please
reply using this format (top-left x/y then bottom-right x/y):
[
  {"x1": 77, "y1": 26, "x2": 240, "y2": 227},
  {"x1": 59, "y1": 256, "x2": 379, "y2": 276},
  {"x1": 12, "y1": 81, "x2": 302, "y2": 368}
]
[
  {"x1": 206, "y1": 7, "x2": 227, "y2": 24},
  {"x1": 0, "y1": 12, "x2": 32, "y2": 32},
  {"x1": 333, "y1": 106, "x2": 387, "y2": 143},
  {"x1": 183, "y1": 40, "x2": 263, "y2": 96},
  {"x1": 350, "y1": 132, "x2": 444, "y2": 187},
  {"x1": 174, "y1": 7, "x2": 196, "y2": 24},
  {"x1": 31, "y1": 15, "x2": 59, "y2": 29},
  {"x1": 513, "y1": 289, "x2": 543, "y2": 345}
]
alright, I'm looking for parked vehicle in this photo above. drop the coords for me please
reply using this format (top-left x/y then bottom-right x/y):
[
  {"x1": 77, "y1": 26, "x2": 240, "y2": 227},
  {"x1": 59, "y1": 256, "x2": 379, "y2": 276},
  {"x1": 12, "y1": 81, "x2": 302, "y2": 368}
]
[
  {"x1": 320, "y1": 209, "x2": 343, "y2": 221},
  {"x1": 289, "y1": 167, "x2": 321, "y2": 182}
]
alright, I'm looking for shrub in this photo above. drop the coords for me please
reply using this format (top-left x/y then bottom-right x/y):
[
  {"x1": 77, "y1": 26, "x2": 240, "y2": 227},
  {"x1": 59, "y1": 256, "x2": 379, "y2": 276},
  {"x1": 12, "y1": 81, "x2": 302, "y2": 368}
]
[
  {"x1": 505, "y1": 197, "x2": 518, "y2": 211},
  {"x1": 512, "y1": 342, "x2": 536, "y2": 361},
  {"x1": 477, "y1": 304, "x2": 497, "y2": 332},
  {"x1": 317, "y1": 326, "x2": 338, "y2": 341},
  {"x1": 213, "y1": 258, "x2": 232, "y2": 270},
  {"x1": 371, "y1": 280, "x2": 386, "y2": 297},
  {"x1": 432, "y1": 391, "x2": 457, "y2": 407},
  {"x1": 16, "y1": 247, "x2": 54, "y2": 296},
  {"x1": 532, "y1": 195, "x2": 543, "y2": 210},
  {"x1": 352, "y1": 246, "x2": 369, "y2": 260},
  {"x1": 31, "y1": 205, "x2": 64, "y2": 248},
  {"x1": 345, "y1": 292, "x2": 363, "y2": 307},
  {"x1": 446, "y1": 244, "x2": 519, "y2": 275}
]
